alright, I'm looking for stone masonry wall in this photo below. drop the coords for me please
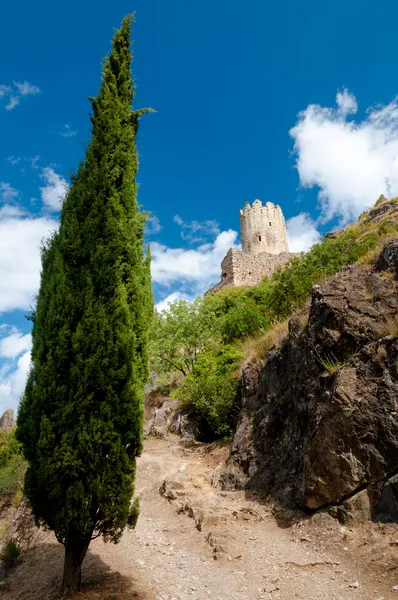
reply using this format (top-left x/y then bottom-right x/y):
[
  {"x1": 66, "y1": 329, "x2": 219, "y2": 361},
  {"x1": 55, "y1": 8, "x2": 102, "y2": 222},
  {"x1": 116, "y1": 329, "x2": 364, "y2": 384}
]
[{"x1": 206, "y1": 248, "x2": 295, "y2": 294}]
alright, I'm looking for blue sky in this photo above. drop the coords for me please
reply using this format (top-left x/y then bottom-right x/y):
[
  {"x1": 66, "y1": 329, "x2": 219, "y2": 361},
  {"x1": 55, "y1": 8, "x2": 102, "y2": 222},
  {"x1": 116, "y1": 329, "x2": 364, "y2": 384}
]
[{"x1": 2, "y1": 0, "x2": 398, "y2": 413}]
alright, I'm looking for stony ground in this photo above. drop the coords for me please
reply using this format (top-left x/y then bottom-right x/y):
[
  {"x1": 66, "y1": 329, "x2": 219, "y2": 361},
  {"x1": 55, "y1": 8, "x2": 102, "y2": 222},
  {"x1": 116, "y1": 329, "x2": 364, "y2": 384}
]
[{"x1": 2, "y1": 436, "x2": 398, "y2": 599}]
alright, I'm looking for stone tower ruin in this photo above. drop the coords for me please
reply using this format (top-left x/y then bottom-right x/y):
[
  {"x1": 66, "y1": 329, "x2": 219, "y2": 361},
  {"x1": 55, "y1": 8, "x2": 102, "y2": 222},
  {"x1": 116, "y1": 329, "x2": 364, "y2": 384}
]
[
  {"x1": 240, "y1": 199, "x2": 289, "y2": 256},
  {"x1": 207, "y1": 199, "x2": 294, "y2": 294}
]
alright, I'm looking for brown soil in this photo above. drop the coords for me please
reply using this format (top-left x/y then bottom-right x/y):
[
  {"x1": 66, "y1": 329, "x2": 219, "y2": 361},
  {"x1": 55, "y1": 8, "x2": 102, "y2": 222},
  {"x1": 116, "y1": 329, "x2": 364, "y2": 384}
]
[{"x1": 2, "y1": 436, "x2": 398, "y2": 599}]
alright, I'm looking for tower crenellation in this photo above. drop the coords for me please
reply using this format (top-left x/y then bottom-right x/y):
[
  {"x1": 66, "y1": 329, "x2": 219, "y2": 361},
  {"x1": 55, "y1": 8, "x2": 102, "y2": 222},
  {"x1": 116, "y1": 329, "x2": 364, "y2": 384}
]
[{"x1": 239, "y1": 199, "x2": 289, "y2": 256}]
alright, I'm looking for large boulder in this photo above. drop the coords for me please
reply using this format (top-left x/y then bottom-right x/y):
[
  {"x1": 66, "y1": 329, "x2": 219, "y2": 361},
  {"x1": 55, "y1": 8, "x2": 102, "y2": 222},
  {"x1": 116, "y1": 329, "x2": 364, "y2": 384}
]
[
  {"x1": 220, "y1": 243, "x2": 398, "y2": 520},
  {"x1": 375, "y1": 239, "x2": 398, "y2": 278}
]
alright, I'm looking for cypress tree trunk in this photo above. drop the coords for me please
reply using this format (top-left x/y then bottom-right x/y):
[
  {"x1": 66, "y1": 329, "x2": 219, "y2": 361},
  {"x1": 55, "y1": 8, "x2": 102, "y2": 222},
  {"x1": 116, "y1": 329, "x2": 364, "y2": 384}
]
[{"x1": 62, "y1": 537, "x2": 91, "y2": 595}]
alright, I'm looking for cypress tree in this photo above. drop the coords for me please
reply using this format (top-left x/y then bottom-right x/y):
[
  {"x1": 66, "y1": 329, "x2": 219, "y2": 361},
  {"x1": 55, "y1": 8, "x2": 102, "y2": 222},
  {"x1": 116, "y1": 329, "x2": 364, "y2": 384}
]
[{"x1": 16, "y1": 15, "x2": 153, "y2": 594}]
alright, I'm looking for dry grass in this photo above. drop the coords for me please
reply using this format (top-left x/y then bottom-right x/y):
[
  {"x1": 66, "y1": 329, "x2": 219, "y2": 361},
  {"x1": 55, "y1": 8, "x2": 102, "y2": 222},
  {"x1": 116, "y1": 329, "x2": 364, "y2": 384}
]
[
  {"x1": 376, "y1": 317, "x2": 398, "y2": 339},
  {"x1": 239, "y1": 319, "x2": 289, "y2": 365},
  {"x1": 375, "y1": 345, "x2": 388, "y2": 362},
  {"x1": 379, "y1": 269, "x2": 395, "y2": 279},
  {"x1": 11, "y1": 488, "x2": 23, "y2": 510},
  {"x1": 357, "y1": 231, "x2": 398, "y2": 265}
]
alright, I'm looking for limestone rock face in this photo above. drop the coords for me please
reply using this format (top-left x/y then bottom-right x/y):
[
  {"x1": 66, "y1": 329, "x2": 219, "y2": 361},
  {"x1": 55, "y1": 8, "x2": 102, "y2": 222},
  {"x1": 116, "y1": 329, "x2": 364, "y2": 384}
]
[
  {"x1": 220, "y1": 243, "x2": 398, "y2": 520},
  {"x1": 0, "y1": 408, "x2": 15, "y2": 430},
  {"x1": 146, "y1": 399, "x2": 180, "y2": 438}
]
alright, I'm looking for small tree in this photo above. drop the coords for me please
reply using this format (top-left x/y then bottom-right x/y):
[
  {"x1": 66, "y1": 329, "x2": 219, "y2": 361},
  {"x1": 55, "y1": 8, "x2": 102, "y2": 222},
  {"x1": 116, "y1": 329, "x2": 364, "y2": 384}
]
[
  {"x1": 149, "y1": 298, "x2": 217, "y2": 380},
  {"x1": 16, "y1": 15, "x2": 153, "y2": 594}
]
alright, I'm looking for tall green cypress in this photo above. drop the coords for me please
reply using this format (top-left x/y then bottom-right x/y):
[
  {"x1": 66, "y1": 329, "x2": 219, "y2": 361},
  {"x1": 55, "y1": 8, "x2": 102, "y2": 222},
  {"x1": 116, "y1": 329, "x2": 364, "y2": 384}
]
[{"x1": 16, "y1": 15, "x2": 153, "y2": 594}]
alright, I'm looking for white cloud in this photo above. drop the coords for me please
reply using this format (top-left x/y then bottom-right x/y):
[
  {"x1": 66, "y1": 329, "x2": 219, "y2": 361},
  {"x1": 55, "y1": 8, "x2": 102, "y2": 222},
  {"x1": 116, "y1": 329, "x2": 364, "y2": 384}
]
[
  {"x1": 7, "y1": 156, "x2": 21, "y2": 165},
  {"x1": 40, "y1": 167, "x2": 69, "y2": 211},
  {"x1": 6, "y1": 95, "x2": 20, "y2": 110},
  {"x1": 290, "y1": 89, "x2": 398, "y2": 223},
  {"x1": 0, "y1": 85, "x2": 11, "y2": 98},
  {"x1": 0, "y1": 208, "x2": 58, "y2": 313},
  {"x1": 336, "y1": 88, "x2": 358, "y2": 117},
  {"x1": 0, "y1": 349, "x2": 31, "y2": 416},
  {"x1": 151, "y1": 229, "x2": 239, "y2": 293},
  {"x1": 0, "y1": 330, "x2": 32, "y2": 359},
  {"x1": 60, "y1": 124, "x2": 78, "y2": 138},
  {"x1": 0, "y1": 182, "x2": 19, "y2": 202},
  {"x1": 146, "y1": 215, "x2": 162, "y2": 235},
  {"x1": 27, "y1": 155, "x2": 40, "y2": 169},
  {"x1": 174, "y1": 214, "x2": 220, "y2": 243},
  {"x1": 0, "y1": 80, "x2": 40, "y2": 110},
  {"x1": 13, "y1": 81, "x2": 40, "y2": 96},
  {"x1": 0, "y1": 204, "x2": 25, "y2": 219},
  {"x1": 155, "y1": 291, "x2": 195, "y2": 313},
  {"x1": 287, "y1": 213, "x2": 321, "y2": 252}
]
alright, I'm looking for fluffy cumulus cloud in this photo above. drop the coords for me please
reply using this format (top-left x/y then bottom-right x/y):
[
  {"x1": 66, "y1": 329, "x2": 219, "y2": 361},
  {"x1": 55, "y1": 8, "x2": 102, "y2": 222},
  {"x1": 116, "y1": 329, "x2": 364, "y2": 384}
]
[
  {"x1": 0, "y1": 205, "x2": 58, "y2": 313},
  {"x1": 151, "y1": 229, "x2": 239, "y2": 293},
  {"x1": 286, "y1": 213, "x2": 321, "y2": 252},
  {"x1": 0, "y1": 327, "x2": 32, "y2": 415},
  {"x1": 40, "y1": 167, "x2": 69, "y2": 211},
  {"x1": 290, "y1": 89, "x2": 398, "y2": 223},
  {"x1": 0, "y1": 329, "x2": 32, "y2": 359}
]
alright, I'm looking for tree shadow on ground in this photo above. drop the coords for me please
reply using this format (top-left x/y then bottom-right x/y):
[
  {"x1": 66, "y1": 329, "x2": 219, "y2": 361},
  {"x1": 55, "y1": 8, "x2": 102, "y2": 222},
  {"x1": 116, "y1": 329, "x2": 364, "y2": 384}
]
[{"x1": 1, "y1": 541, "x2": 151, "y2": 600}]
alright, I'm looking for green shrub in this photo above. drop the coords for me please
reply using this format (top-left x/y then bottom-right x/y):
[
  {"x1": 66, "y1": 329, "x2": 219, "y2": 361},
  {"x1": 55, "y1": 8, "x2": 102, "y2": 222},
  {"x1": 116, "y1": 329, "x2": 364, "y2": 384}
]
[
  {"x1": 0, "y1": 432, "x2": 26, "y2": 497},
  {"x1": 1, "y1": 541, "x2": 21, "y2": 569},
  {"x1": 172, "y1": 345, "x2": 243, "y2": 439}
]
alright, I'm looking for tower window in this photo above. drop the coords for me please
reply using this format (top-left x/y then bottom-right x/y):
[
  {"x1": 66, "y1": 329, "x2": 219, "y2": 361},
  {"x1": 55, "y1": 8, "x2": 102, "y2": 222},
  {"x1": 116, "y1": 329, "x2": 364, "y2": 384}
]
[
  {"x1": 269, "y1": 222, "x2": 272, "y2": 226},
  {"x1": 258, "y1": 235, "x2": 261, "y2": 242}
]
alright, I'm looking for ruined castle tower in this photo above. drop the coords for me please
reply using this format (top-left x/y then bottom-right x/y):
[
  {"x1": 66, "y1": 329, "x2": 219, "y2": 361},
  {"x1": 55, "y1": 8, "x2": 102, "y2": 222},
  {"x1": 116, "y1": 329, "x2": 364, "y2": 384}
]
[
  {"x1": 240, "y1": 199, "x2": 289, "y2": 256},
  {"x1": 206, "y1": 199, "x2": 294, "y2": 294}
]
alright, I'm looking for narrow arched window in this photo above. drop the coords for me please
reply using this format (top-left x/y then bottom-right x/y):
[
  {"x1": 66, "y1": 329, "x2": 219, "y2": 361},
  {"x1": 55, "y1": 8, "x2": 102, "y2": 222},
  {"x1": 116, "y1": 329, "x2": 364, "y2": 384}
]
[{"x1": 258, "y1": 235, "x2": 261, "y2": 241}]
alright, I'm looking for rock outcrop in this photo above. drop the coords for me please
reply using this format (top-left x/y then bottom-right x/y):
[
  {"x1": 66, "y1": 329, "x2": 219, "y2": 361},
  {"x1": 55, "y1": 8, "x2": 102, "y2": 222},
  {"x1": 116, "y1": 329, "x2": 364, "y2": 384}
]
[
  {"x1": 219, "y1": 243, "x2": 398, "y2": 521},
  {"x1": 0, "y1": 408, "x2": 15, "y2": 430}
]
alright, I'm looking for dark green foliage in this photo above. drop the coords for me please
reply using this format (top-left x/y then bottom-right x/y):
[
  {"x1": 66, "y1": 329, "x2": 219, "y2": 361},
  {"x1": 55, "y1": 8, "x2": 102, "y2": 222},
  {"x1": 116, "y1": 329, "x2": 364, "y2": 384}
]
[
  {"x1": 16, "y1": 13, "x2": 152, "y2": 583},
  {"x1": 1, "y1": 541, "x2": 21, "y2": 570},
  {"x1": 0, "y1": 432, "x2": 26, "y2": 497},
  {"x1": 172, "y1": 345, "x2": 242, "y2": 439}
]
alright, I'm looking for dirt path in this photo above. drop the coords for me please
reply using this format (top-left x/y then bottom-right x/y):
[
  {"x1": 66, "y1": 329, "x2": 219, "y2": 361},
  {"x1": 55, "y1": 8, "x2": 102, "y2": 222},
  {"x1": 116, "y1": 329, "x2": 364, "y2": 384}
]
[{"x1": 3, "y1": 437, "x2": 398, "y2": 599}]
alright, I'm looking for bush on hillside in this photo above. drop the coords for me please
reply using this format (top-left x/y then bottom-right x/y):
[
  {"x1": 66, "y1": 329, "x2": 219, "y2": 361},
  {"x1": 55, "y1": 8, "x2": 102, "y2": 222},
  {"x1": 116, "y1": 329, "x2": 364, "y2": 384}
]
[
  {"x1": 1, "y1": 541, "x2": 21, "y2": 570},
  {"x1": 172, "y1": 344, "x2": 243, "y2": 440},
  {"x1": 0, "y1": 432, "x2": 26, "y2": 498}
]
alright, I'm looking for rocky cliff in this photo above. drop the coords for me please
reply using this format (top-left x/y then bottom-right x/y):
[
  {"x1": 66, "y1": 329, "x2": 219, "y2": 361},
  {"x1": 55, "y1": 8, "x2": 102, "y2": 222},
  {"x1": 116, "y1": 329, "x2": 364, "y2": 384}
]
[{"x1": 220, "y1": 240, "x2": 398, "y2": 522}]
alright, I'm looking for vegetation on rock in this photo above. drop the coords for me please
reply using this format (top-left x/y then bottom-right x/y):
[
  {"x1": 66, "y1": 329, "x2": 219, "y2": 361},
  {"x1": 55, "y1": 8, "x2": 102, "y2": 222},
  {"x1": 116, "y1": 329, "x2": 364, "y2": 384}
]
[
  {"x1": 16, "y1": 15, "x2": 152, "y2": 595},
  {"x1": 0, "y1": 431, "x2": 26, "y2": 499}
]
